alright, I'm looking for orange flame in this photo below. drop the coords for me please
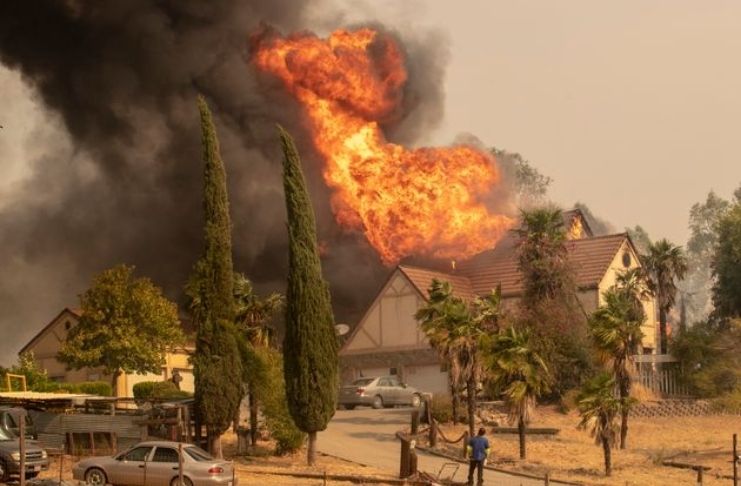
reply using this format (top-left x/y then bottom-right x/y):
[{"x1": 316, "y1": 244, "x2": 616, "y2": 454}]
[{"x1": 253, "y1": 27, "x2": 514, "y2": 265}]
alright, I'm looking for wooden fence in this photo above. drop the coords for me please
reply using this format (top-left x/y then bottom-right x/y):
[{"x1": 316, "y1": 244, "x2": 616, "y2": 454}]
[{"x1": 635, "y1": 368, "x2": 688, "y2": 397}]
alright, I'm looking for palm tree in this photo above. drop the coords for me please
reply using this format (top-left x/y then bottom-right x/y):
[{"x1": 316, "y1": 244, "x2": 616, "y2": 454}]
[
  {"x1": 590, "y1": 273, "x2": 646, "y2": 449},
  {"x1": 577, "y1": 373, "x2": 627, "y2": 476},
  {"x1": 416, "y1": 280, "x2": 496, "y2": 436},
  {"x1": 233, "y1": 273, "x2": 284, "y2": 446},
  {"x1": 516, "y1": 208, "x2": 570, "y2": 303},
  {"x1": 642, "y1": 239, "x2": 688, "y2": 354},
  {"x1": 482, "y1": 326, "x2": 550, "y2": 459}
]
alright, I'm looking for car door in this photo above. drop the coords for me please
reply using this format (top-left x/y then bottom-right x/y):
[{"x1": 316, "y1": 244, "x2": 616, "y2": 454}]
[
  {"x1": 146, "y1": 446, "x2": 181, "y2": 486},
  {"x1": 107, "y1": 446, "x2": 153, "y2": 486},
  {"x1": 388, "y1": 376, "x2": 405, "y2": 404},
  {"x1": 376, "y1": 378, "x2": 391, "y2": 404}
]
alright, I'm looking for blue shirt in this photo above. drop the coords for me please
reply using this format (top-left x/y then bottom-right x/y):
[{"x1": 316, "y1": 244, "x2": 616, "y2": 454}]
[{"x1": 468, "y1": 435, "x2": 490, "y2": 461}]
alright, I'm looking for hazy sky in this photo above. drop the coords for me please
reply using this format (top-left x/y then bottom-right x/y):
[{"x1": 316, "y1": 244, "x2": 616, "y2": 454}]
[{"x1": 2, "y1": 0, "x2": 740, "y2": 245}]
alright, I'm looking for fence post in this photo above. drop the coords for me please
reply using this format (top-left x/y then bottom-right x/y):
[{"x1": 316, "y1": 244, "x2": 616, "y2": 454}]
[
  {"x1": 411, "y1": 410, "x2": 420, "y2": 435},
  {"x1": 178, "y1": 443, "x2": 184, "y2": 486},
  {"x1": 19, "y1": 414, "x2": 26, "y2": 486},
  {"x1": 544, "y1": 472, "x2": 550, "y2": 486},
  {"x1": 409, "y1": 447, "x2": 418, "y2": 476},
  {"x1": 696, "y1": 467, "x2": 703, "y2": 486},
  {"x1": 399, "y1": 438, "x2": 411, "y2": 478},
  {"x1": 429, "y1": 420, "x2": 438, "y2": 448},
  {"x1": 462, "y1": 431, "x2": 469, "y2": 458},
  {"x1": 733, "y1": 433, "x2": 738, "y2": 486}
]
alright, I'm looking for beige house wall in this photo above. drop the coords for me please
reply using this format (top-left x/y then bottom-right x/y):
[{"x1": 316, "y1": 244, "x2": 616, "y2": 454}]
[{"x1": 598, "y1": 240, "x2": 658, "y2": 352}]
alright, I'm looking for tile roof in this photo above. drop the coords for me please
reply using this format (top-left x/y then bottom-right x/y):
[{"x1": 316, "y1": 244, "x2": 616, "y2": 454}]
[
  {"x1": 398, "y1": 265, "x2": 476, "y2": 301},
  {"x1": 400, "y1": 233, "x2": 629, "y2": 300}
]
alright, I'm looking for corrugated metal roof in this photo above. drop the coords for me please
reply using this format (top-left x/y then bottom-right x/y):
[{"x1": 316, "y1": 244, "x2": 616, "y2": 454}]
[{"x1": 0, "y1": 391, "x2": 96, "y2": 400}]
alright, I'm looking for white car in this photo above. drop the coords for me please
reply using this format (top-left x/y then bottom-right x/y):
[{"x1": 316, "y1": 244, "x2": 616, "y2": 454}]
[{"x1": 72, "y1": 440, "x2": 236, "y2": 486}]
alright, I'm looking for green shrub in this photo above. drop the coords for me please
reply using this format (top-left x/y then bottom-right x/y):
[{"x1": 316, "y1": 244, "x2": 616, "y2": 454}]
[
  {"x1": 133, "y1": 381, "x2": 157, "y2": 399},
  {"x1": 133, "y1": 380, "x2": 192, "y2": 400},
  {"x1": 429, "y1": 394, "x2": 467, "y2": 424},
  {"x1": 243, "y1": 346, "x2": 305, "y2": 455},
  {"x1": 76, "y1": 381, "x2": 113, "y2": 396}
]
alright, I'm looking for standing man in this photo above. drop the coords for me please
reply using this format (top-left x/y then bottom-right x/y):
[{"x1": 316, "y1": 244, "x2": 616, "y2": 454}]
[
  {"x1": 171, "y1": 369, "x2": 183, "y2": 390},
  {"x1": 466, "y1": 427, "x2": 490, "y2": 486}
]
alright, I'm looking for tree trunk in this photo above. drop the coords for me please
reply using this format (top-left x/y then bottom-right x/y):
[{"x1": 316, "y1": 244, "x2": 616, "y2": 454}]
[
  {"x1": 208, "y1": 428, "x2": 223, "y2": 459},
  {"x1": 518, "y1": 415, "x2": 526, "y2": 460},
  {"x1": 619, "y1": 374, "x2": 630, "y2": 449},
  {"x1": 466, "y1": 376, "x2": 476, "y2": 437},
  {"x1": 602, "y1": 436, "x2": 612, "y2": 476},
  {"x1": 110, "y1": 370, "x2": 121, "y2": 397},
  {"x1": 249, "y1": 385, "x2": 259, "y2": 446},
  {"x1": 659, "y1": 293, "x2": 667, "y2": 354},
  {"x1": 449, "y1": 375, "x2": 459, "y2": 425},
  {"x1": 307, "y1": 431, "x2": 317, "y2": 466}
]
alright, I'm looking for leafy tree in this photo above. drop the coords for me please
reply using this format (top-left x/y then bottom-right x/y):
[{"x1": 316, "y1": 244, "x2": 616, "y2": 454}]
[
  {"x1": 416, "y1": 280, "x2": 501, "y2": 436},
  {"x1": 711, "y1": 202, "x2": 741, "y2": 321},
  {"x1": 189, "y1": 96, "x2": 243, "y2": 458},
  {"x1": 672, "y1": 319, "x2": 741, "y2": 397},
  {"x1": 492, "y1": 148, "x2": 552, "y2": 207},
  {"x1": 577, "y1": 373, "x2": 628, "y2": 476},
  {"x1": 589, "y1": 268, "x2": 647, "y2": 449},
  {"x1": 279, "y1": 126, "x2": 338, "y2": 466},
  {"x1": 7, "y1": 352, "x2": 55, "y2": 391},
  {"x1": 682, "y1": 191, "x2": 731, "y2": 323},
  {"x1": 58, "y1": 264, "x2": 182, "y2": 392},
  {"x1": 482, "y1": 326, "x2": 550, "y2": 459},
  {"x1": 642, "y1": 239, "x2": 688, "y2": 354}
]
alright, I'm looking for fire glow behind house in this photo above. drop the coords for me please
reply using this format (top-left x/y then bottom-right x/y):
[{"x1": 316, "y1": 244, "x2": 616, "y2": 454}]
[{"x1": 252, "y1": 27, "x2": 515, "y2": 265}]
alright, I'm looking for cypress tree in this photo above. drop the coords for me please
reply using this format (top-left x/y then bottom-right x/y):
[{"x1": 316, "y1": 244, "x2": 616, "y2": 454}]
[
  {"x1": 279, "y1": 126, "x2": 339, "y2": 466},
  {"x1": 191, "y1": 96, "x2": 242, "y2": 458}
]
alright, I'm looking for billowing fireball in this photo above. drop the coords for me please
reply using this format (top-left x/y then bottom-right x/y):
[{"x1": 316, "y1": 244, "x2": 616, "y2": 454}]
[{"x1": 252, "y1": 27, "x2": 514, "y2": 265}]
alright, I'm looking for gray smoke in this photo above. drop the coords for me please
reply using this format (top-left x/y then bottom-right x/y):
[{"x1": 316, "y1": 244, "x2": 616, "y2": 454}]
[{"x1": 0, "y1": 0, "x2": 450, "y2": 364}]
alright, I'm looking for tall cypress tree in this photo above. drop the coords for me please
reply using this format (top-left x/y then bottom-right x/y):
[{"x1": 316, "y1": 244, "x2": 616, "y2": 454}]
[
  {"x1": 191, "y1": 96, "x2": 242, "y2": 458},
  {"x1": 279, "y1": 126, "x2": 339, "y2": 466}
]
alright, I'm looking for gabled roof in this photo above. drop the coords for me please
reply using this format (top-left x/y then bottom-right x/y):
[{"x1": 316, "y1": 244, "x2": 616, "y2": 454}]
[
  {"x1": 398, "y1": 265, "x2": 476, "y2": 301},
  {"x1": 19, "y1": 307, "x2": 81, "y2": 355},
  {"x1": 397, "y1": 232, "x2": 630, "y2": 300}
]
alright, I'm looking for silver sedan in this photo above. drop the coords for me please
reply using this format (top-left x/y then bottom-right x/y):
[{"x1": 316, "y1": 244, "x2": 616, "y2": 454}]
[
  {"x1": 339, "y1": 376, "x2": 423, "y2": 409},
  {"x1": 72, "y1": 440, "x2": 236, "y2": 486}
]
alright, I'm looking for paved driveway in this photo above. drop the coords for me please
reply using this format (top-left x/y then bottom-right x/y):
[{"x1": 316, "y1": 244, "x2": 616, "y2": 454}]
[{"x1": 319, "y1": 407, "x2": 558, "y2": 485}]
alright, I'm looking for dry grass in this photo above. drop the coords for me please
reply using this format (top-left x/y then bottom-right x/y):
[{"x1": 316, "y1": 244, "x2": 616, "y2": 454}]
[{"x1": 438, "y1": 406, "x2": 741, "y2": 485}]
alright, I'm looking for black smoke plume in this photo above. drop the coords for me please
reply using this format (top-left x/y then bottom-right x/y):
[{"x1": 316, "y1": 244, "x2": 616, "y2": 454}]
[{"x1": 0, "y1": 0, "x2": 450, "y2": 363}]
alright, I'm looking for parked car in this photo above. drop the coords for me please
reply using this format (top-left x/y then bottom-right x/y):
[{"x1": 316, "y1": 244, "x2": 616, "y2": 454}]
[
  {"x1": 0, "y1": 407, "x2": 37, "y2": 440},
  {"x1": 339, "y1": 376, "x2": 422, "y2": 409},
  {"x1": 72, "y1": 440, "x2": 236, "y2": 486},
  {"x1": 0, "y1": 424, "x2": 50, "y2": 482}
]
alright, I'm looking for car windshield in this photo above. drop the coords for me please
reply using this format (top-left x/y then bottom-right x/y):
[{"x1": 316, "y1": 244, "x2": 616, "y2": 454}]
[
  {"x1": 184, "y1": 446, "x2": 214, "y2": 462},
  {"x1": 352, "y1": 378, "x2": 374, "y2": 386}
]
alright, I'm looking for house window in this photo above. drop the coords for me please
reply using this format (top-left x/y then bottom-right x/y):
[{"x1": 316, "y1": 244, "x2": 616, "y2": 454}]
[
  {"x1": 622, "y1": 252, "x2": 632, "y2": 268},
  {"x1": 389, "y1": 367, "x2": 398, "y2": 376},
  {"x1": 65, "y1": 321, "x2": 72, "y2": 330}
]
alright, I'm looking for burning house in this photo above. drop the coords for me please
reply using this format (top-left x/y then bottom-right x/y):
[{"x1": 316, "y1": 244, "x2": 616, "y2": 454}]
[{"x1": 339, "y1": 209, "x2": 659, "y2": 394}]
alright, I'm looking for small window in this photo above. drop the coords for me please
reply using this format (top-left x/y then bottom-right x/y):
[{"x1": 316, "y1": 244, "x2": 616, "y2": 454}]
[
  {"x1": 622, "y1": 252, "x2": 632, "y2": 268},
  {"x1": 184, "y1": 446, "x2": 214, "y2": 462},
  {"x1": 152, "y1": 447, "x2": 179, "y2": 463},
  {"x1": 389, "y1": 367, "x2": 398, "y2": 376},
  {"x1": 64, "y1": 321, "x2": 72, "y2": 330},
  {"x1": 123, "y1": 446, "x2": 152, "y2": 462}
]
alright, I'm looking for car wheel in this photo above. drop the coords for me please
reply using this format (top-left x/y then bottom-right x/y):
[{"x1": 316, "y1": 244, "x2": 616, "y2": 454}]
[
  {"x1": 0, "y1": 459, "x2": 9, "y2": 483},
  {"x1": 372, "y1": 395, "x2": 384, "y2": 409},
  {"x1": 85, "y1": 467, "x2": 108, "y2": 486},
  {"x1": 411, "y1": 394, "x2": 421, "y2": 408},
  {"x1": 170, "y1": 475, "x2": 194, "y2": 486}
]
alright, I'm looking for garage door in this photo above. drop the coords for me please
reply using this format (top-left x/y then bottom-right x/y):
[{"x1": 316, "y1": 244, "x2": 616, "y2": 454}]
[{"x1": 403, "y1": 365, "x2": 449, "y2": 396}]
